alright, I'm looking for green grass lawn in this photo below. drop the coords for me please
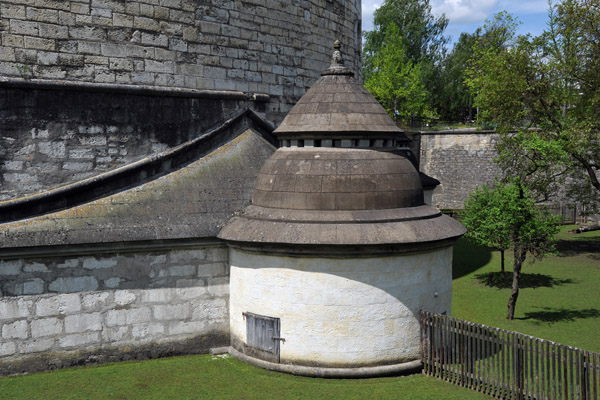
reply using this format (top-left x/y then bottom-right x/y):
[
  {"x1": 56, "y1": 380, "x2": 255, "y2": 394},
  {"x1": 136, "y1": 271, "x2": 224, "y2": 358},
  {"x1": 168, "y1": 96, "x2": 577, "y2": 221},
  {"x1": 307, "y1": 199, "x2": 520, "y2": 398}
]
[
  {"x1": 0, "y1": 354, "x2": 490, "y2": 400},
  {"x1": 452, "y1": 224, "x2": 600, "y2": 352}
]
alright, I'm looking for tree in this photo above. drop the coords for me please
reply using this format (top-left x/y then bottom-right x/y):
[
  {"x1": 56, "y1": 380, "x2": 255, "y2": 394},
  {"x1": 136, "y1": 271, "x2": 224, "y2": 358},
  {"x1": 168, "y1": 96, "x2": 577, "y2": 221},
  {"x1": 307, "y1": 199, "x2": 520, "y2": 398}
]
[
  {"x1": 362, "y1": 0, "x2": 448, "y2": 115},
  {"x1": 364, "y1": 24, "x2": 432, "y2": 120},
  {"x1": 466, "y1": 3, "x2": 600, "y2": 212},
  {"x1": 461, "y1": 179, "x2": 560, "y2": 320},
  {"x1": 437, "y1": 30, "x2": 480, "y2": 121},
  {"x1": 460, "y1": 182, "x2": 511, "y2": 273}
]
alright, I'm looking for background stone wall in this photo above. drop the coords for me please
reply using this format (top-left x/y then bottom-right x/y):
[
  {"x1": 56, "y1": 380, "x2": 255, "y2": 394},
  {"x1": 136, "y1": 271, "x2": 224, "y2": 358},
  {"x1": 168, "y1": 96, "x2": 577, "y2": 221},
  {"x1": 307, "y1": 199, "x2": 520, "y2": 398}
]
[
  {"x1": 416, "y1": 130, "x2": 501, "y2": 210},
  {"x1": 0, "y1": 84, "x2": 259, "y2": 200},
  {"x1": 0, "y1": 244, "x2": 230, "y2": 375},
  {"x1": 0, "y1": 0, "x2": 361, "y2": 112}
]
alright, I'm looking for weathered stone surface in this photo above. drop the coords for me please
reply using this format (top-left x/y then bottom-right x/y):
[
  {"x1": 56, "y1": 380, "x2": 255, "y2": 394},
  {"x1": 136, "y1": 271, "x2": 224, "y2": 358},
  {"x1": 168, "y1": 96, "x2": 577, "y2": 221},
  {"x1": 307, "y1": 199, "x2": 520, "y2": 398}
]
[{"x1": 0, "y1": 127, "x2": 275, "y2": 247}]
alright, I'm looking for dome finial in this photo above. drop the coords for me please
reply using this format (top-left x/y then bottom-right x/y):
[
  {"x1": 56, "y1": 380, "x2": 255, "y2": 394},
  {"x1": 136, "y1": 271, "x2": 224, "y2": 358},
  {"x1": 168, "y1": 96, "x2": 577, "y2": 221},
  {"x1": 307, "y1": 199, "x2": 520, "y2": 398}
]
[{"x1": 322, "y1": 40, "x2": 354, "y2": 76}]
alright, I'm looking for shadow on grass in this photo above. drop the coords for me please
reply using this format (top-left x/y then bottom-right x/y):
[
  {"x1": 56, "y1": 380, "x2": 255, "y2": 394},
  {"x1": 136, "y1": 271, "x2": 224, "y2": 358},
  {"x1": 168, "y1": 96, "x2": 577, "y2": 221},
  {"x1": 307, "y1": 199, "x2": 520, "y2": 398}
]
[
  {"x1": 517, "y1": 307, "x2": 600, "y2": 323},
  {"x1": 474, "y1": 271, "x2": 574, "y2": 289},
  {"x1": 555, "y1": 237, "x2": 600, "y2": 257},
  {"x1": 453, "y1": 238, "x2": 493, "y2": 279}
]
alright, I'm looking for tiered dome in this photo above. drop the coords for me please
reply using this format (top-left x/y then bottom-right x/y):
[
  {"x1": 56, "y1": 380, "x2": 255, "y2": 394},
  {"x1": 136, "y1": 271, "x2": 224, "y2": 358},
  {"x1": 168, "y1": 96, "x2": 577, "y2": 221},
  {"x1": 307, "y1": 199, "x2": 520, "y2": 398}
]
[{"x1": 218, "y1": 42, "x2": 465, "y2": 252}]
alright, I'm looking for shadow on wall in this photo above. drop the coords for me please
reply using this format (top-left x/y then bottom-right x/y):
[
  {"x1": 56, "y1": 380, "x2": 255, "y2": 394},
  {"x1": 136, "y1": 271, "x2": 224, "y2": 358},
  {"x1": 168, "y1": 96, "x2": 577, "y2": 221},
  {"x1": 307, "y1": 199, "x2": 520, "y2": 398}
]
[{"x1": 452, "y1": 237, "x2": 493, "y2": 280}]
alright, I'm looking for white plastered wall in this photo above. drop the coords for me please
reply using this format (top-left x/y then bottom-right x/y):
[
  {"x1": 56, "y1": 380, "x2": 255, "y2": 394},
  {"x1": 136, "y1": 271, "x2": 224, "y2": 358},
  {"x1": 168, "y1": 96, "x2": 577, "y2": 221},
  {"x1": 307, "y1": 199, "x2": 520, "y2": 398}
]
[{"x1": 229, "y1": 246, "x2": 453, "y2": 367}]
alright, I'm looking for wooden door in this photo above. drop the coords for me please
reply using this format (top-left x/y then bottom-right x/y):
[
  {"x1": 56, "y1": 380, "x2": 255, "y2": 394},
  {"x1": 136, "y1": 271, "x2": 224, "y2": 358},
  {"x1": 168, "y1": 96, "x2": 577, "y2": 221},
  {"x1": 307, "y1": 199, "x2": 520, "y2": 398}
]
[{"x1": 244, "y1": 311, "x2": 280, "y2": 363}]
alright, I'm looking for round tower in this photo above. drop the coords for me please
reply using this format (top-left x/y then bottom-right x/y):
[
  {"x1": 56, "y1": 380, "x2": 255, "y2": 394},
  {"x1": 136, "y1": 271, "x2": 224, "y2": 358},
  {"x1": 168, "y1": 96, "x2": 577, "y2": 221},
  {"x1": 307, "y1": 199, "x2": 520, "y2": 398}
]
[{"x1": 218, "y1": 43, "x2": 466, "y2": 377}]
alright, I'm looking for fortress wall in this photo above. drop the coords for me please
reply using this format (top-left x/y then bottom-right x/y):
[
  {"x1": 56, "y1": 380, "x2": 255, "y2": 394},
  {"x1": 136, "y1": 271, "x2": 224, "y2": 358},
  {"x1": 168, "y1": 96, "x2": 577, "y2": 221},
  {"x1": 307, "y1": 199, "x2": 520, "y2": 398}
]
[
  {"x1": 0, "y1": 0, "x2": 361, "y2": 112},
  {"x1": 417, "y1": 130, "x2": 501, "y2": 210},
  {"x1": 0, "y1": 0, "x2": 361, "y2": 200},
  {"x1": 0, "y1": 84, "x2": 257, "y2": 200},
  {"x1": 0, "y1": 243, "x2": 230, "y2": 375}
]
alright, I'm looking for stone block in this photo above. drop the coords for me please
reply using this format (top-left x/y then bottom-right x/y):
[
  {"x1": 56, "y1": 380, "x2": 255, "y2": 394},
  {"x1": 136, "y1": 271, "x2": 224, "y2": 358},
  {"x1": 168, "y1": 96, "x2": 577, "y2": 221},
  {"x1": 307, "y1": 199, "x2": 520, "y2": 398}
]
[
  {"x1": 197, "y1": 262, "x2": 226, "y2": 277},
  {"x1": 38, "y1": 22, "x2": 68, "y2": 39},
  {"x1": 1, "y1": 33, "x2": 24, "y2": 48},
  {"x1": 102, "y1": 326, "x2": 129, "y2": 343},
  {"x1": 141, "y1": 288, "x2": 173, "y2": 303},
  {"x1": 2, "y1": 320, "x2": 28, "y2": 339},
  {"x1": 69, "y1": 26, "x2": 107, "y2": 41},
  {"x1": 82, "y1": 292, "x2": 110, "y2": 310},
  {"x1": 31, "y1": 317, "x2": 62, "y2": 338},
  {"x1": 63, "y1": 161, "x2": 93, "y2": 172},
  {"x1": 49, "y1": 277, "x2": 98, "y2": 293},
  {"x1": 168, "y1": 265, "x2": 196, "y2": 277},
  {"x1": 0, "y1": 260, "x2": 21, "y2": 275},
  {"x1": 131, "y1": 323, "x2": 164, "y2": 339},
  {"x1": 0, "y1": 299, "x2": 31, "y2": 320},
  {"x1": 20, "y1": 338, "x2": 54, "y2": 354},
  {"x1": 168, "y1": 320, "x2": 206, "y2": 335},
  {"x1": 4, "y1": 173, "x2": 38, "y2": 184},
  {"x1": 153, "y1": 304, "x2": 190, "y2": 320},
  {"x1": 106, "y1": 307, "x2": 151, "y2": 326},
  {"x1": 104, "y1": 277, "x2": 121, "y2": 288},
  {"x1": 10, "y1": 20, "x2": 38, "y2": 36},
  {"x1": 0, "y1": 342, "x2": 17, "y2": 357},
  {"x1": 23, "y1": 278, "x2": 45, "y2": 295},
  {"x1": 38, "y1": 141, "x2": 66, "y2": 158},
  {"x1": 65, "y1": 312, "x2": 102, "y2": 333},
  {"x1": 23, "y1": 262, "x2": 48, "y2": 272},
  {"x1": 114, "y1": 290, "x2": 136, "y2": 306},
  {"x1": 82, "y1": 257, "x2": 117, "y2": 270},
  {"x1": 59, "y1": 332, "x2": 99, "y2": 348}
]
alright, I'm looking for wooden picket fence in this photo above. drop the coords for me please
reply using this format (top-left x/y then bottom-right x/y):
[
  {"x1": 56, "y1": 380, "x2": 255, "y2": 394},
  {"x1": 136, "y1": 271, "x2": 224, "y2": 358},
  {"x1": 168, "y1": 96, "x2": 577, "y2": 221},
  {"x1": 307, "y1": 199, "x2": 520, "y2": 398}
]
[{"x1": 420, "y1": 311, "x2": 600, "y2": 399}]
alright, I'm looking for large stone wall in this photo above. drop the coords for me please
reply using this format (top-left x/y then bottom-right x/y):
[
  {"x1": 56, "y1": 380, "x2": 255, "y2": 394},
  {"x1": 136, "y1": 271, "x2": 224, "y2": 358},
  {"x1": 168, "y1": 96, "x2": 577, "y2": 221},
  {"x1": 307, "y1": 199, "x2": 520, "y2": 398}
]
[
  {"x1": 0, "y1": 0, "x2": 361, "y2": 200},
  {"x1": 0, "y1": 0, "x2": 361, "y2": 110},
  {"x1": 0, "y1": 83, "x2": 263, "y2": 201},
  {"x1": 416, "y1": 130, "x2": 501, "y2": 210},
  {"x1": 0, "y1": 243, "x2": 229, "y2": 375}
]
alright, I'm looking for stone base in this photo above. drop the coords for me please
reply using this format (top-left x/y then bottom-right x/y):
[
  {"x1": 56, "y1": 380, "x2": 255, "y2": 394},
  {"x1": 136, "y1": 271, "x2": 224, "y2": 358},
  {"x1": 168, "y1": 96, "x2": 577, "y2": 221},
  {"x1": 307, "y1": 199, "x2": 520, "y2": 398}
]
[{"x1": 230, "y1": 347, "x2": 422, "y2": 378}]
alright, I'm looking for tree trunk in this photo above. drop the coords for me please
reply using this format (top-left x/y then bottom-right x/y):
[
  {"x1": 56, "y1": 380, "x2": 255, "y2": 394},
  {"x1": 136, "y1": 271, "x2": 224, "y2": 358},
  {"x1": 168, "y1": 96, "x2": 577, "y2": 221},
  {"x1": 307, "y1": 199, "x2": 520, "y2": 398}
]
[
  {"x1": 500, "y1": 249, "x2": 505, "y2": 274},
  {"x1": 507, "y1": 245, "x2": 527, "y2": 320}
]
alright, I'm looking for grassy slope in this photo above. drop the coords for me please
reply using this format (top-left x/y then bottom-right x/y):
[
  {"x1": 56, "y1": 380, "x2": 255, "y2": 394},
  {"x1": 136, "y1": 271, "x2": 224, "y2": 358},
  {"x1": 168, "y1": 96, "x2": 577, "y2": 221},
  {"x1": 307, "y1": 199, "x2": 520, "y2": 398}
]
[
  {"x1": 452, "y1": 225, "x2": 600, "y2": 352},
  {"x1": 0, "y1": 354, "x2": 490, "y2": 400}
]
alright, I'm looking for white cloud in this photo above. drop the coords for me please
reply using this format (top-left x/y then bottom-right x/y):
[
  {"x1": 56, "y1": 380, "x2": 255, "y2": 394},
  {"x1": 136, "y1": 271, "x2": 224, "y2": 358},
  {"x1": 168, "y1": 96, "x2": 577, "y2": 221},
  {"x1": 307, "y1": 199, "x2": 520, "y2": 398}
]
[
  {"x1": 497, "y1": 0, "x2": 549, "y2": 15},
  {"x1": 430, "y1": 0, "x2": 498, "y2": 24}
]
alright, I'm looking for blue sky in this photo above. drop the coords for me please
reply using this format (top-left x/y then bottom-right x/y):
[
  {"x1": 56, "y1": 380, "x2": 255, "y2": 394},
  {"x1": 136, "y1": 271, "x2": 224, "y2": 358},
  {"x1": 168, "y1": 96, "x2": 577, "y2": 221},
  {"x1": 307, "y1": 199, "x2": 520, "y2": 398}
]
[{"x1": 362, "y1": 0, "x2": 551, "y2": 46}]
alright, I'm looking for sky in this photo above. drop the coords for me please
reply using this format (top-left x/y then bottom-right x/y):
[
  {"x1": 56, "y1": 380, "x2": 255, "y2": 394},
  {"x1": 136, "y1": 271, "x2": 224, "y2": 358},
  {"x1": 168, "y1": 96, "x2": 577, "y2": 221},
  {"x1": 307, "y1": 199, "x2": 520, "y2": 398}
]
[{"x1": 362, "y1": 0, "x2": 551, "y2": 47}]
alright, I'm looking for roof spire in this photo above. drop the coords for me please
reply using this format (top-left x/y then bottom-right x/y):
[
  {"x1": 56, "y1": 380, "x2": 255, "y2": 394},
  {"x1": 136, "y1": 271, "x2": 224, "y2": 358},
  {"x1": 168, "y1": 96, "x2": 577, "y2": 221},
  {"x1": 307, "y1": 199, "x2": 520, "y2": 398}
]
[{"x1": 321, "y1": 40, "x2": 354, "y2": 76}]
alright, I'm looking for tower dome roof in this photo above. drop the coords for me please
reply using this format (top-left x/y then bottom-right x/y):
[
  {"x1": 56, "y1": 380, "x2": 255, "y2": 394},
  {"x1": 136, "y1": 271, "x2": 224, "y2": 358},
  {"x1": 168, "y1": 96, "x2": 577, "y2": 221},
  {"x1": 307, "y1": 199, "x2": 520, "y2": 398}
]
[
  {"x1": 218, "y1": 43, "x2": 465, "y2": 254},
  {"x1": 274, "y1": 41, "x2": 404, "y2": 142}
]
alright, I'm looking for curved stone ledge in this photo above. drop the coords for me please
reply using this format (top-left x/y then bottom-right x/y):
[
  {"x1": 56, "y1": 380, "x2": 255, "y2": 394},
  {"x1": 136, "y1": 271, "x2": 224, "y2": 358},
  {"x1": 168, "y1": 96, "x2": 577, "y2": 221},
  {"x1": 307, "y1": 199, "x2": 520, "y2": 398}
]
[
  {"x1": 230, "y1": 347, "x2": 423, "y2": 378},
  {"x1": 0, "y1": 108, "x2": 275, "y2": 223},
  {"x1": 0, "y1": 77, "x2": 270, "y2": 101}
]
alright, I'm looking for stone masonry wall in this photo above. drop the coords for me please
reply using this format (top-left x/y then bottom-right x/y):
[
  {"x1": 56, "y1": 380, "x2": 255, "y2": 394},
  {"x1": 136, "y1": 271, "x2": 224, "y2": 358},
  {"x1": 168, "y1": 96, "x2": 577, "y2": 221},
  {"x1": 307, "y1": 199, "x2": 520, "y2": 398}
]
[
  {"x1": 0, "y1": 84, "x2": 255, "y2": 200},
  {"x1": 418, "y1": 131, "x2": 501, "y2": 210},
  {"x1": 0, "y1": 0, "x2": 361, "y2": 114},
  {"x1": 0, "y1": 243, "x2": 230, "y2": 375}
]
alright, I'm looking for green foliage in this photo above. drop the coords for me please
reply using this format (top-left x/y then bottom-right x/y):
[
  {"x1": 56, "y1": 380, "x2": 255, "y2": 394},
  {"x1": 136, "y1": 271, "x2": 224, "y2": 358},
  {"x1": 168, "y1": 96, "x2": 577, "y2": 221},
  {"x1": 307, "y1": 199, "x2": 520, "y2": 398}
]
[
  {"x1": 460, "y1": 182, "x2": 511, "y2": 253},
  {"x1": 364, "y1": 24, "x2": 432, "y2": 120},
  {"x1": 362, "y1": 0, "x2": 448, "y2": 117},
  {"x1": 461, "y1": 179, "x2": 560, "y2": 319},
  {"x1": 466, "y1": 3, "x2": 600, "y2": 211},
  {"x1": 436, "y1": 31, "x2": 480, "y2": 121},
  {"x1": 462, "y1": 180, "x2": 560, "y2": 260}
]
